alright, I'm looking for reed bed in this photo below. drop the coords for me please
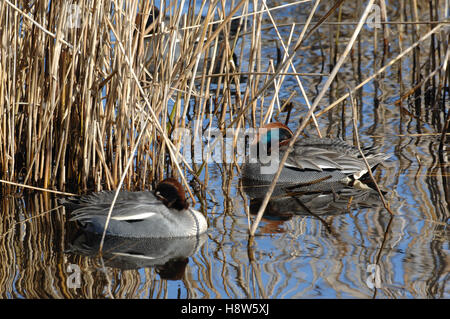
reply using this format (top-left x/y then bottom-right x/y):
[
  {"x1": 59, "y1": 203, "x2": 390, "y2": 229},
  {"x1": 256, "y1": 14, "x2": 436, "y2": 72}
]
[{"x1": 0, "y1": 0, "x2": 244, "y2": 194}]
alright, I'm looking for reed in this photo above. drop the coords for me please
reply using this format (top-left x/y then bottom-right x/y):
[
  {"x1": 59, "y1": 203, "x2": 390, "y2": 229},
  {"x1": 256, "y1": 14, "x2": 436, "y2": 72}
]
[{"x1": 0, "y1": 0, "x2": 250, "y2": 195}]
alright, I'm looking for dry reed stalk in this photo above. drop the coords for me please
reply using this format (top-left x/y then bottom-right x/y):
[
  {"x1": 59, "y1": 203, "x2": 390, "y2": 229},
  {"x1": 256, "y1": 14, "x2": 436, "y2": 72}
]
[
  {"x1": 0, "y1": 179, "x2": 76, "y2": 196},
  {"x1": 379, "y1": 0, "x2": 390, "y2": 54},
  {"x1": 348, "y1": 89, "x2": 394, "y2": 215},
  {"x1": 3, "y1": 0, "x2": 74, "y2": 49},
  {"x1": 225, "y1": 0, "x2": 334, "y2": 130},
  {"x1": 314, "y1": 23, "x2": 446, "y2": 120},
  {"x1": 261, "y1": 0, "x2": 322, "y2": 137},
  {"x1": 249, "y1": 0, "x2": 376, "y2": 236}
]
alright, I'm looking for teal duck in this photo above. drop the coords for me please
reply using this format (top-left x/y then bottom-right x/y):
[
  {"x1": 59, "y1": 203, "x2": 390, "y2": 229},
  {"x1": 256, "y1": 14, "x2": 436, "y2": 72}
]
[
  {"x1": 242, "y1": 122, "x2": 390, "y2": 186},
  {"x1": 61, "y1": 178, "x2": 207, "y2": 238}
]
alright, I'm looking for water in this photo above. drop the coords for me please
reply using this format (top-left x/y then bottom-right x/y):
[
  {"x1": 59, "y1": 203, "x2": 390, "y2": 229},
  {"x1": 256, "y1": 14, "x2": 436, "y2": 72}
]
[{"x1": 1, "y1": 1, "x2": 448, "y2": 298}]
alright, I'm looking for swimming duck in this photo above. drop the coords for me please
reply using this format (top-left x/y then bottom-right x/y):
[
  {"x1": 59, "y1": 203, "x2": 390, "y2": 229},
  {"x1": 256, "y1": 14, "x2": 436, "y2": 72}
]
[
  {"x1": 242, "y1": 122, "x2": 390, "y2": 186},
  {"x1": 61, "y1": 178, "x2": 207, "y2": 238}
]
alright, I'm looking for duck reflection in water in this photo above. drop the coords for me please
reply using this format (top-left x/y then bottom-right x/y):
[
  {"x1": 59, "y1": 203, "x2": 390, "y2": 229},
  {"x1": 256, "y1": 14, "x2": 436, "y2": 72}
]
[
  {"x1": 245, "y1": 180, "x2": 383, "y2": 215},
  {"x1": 66, "y1": 230, "x2": 207, "y2": 280}
]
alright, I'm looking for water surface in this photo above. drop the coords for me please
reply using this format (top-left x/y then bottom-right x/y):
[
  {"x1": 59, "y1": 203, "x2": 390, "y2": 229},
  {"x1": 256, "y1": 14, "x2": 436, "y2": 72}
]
[{"x1": 1, "y1": 1, "x2": 448, "y2": 299}]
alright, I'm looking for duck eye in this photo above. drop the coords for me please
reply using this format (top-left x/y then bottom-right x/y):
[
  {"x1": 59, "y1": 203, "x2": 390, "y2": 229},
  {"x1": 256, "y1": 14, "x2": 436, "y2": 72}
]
[{"x1": 279, "y1": 129, "x2": 292, "y2": 142}]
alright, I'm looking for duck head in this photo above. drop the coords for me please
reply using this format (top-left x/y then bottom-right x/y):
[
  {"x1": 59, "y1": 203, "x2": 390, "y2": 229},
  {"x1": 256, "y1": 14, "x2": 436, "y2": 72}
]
[
  {"x1": 135, "y1": 6, "x2": 160, "y2": 34},
  {"x1": 145, "y1": 6, "x2": 160, "y2": 32},
  {"x1": 255, "y1": 122, "x2": 293, "y2": 154},
  {"x1": 155, "y1": 178, "x2": 189, "y2": 211}
]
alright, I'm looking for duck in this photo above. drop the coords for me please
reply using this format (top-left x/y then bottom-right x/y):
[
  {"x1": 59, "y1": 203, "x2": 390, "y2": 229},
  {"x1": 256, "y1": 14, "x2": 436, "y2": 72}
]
[
  {"x1": 60, "y1": 178, "x2": 207, "y2": 238},
  {"x1": 242, "y1": 122, "x2": 390, "y2": 186}
]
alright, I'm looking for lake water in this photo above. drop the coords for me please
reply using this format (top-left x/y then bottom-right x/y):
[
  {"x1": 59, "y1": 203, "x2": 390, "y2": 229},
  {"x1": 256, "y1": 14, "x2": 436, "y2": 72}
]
[{"x1": 0, "y1": 1, "x2": 448, "y2": 299}]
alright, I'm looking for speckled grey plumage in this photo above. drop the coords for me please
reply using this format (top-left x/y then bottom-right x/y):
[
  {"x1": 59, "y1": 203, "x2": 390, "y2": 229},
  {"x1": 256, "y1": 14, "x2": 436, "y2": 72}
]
[
  {"x1": 243, "y1": 136, "x2": 390, "y2": 185},
  {"x1": 60, "y1": 191, "x2": 207, "y2": 238}
]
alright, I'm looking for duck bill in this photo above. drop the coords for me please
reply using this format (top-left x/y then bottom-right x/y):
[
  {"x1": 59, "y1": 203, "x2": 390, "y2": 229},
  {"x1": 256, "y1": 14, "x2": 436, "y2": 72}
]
[
  {"x1": 246, "y1": 127, "x2": 281, "y2": 175},
  {"x1": 258, "y1": 127, "x2": 280, "y2": 175}
]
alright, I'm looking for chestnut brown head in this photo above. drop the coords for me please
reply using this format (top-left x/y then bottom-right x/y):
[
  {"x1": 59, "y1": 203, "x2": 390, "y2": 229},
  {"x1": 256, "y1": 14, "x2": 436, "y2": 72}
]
[{"x1": 155, "y1": 178, "x2": 189, "y2": 211}]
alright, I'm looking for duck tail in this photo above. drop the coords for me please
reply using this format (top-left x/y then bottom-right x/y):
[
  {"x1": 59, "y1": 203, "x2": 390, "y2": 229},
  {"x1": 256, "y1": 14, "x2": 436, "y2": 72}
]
[
  {"x1": 357, "y1": 152, "x2": 391, "y2": 180},
  {"x1": 58, "y1": 196, "x2": 82, "y2": 211}
]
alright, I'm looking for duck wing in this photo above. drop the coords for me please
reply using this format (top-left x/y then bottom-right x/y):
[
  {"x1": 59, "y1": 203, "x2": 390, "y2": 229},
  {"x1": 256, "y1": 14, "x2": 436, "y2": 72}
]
[
  {"x1": 61, "y1": 191, "x2": 166, "y2": 222},
  {"x1": 280, "y1": 137, "x2": 389, "y2": 178}
]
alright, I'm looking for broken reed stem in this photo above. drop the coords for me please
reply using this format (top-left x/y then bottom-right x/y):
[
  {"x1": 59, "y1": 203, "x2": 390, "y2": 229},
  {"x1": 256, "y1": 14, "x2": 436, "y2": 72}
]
[
  {"x1": 249, "y1": 0, "x2": 376, "y2": 236},
  {"x1": 262, "y1": 0, "x2": 323, "y2": 137},
  {"x1": 0, "y1": 179, "x2": 76, "y2": 196},
  {"x1": 4, "y1": 0, "x2": 74, "y2": 50},
  {"x1": 314, "y1": 23, "x2": 446, "y2": 120},
  {"x1": 348, "y1": 90, "x2": 394, "y2": 216}
]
